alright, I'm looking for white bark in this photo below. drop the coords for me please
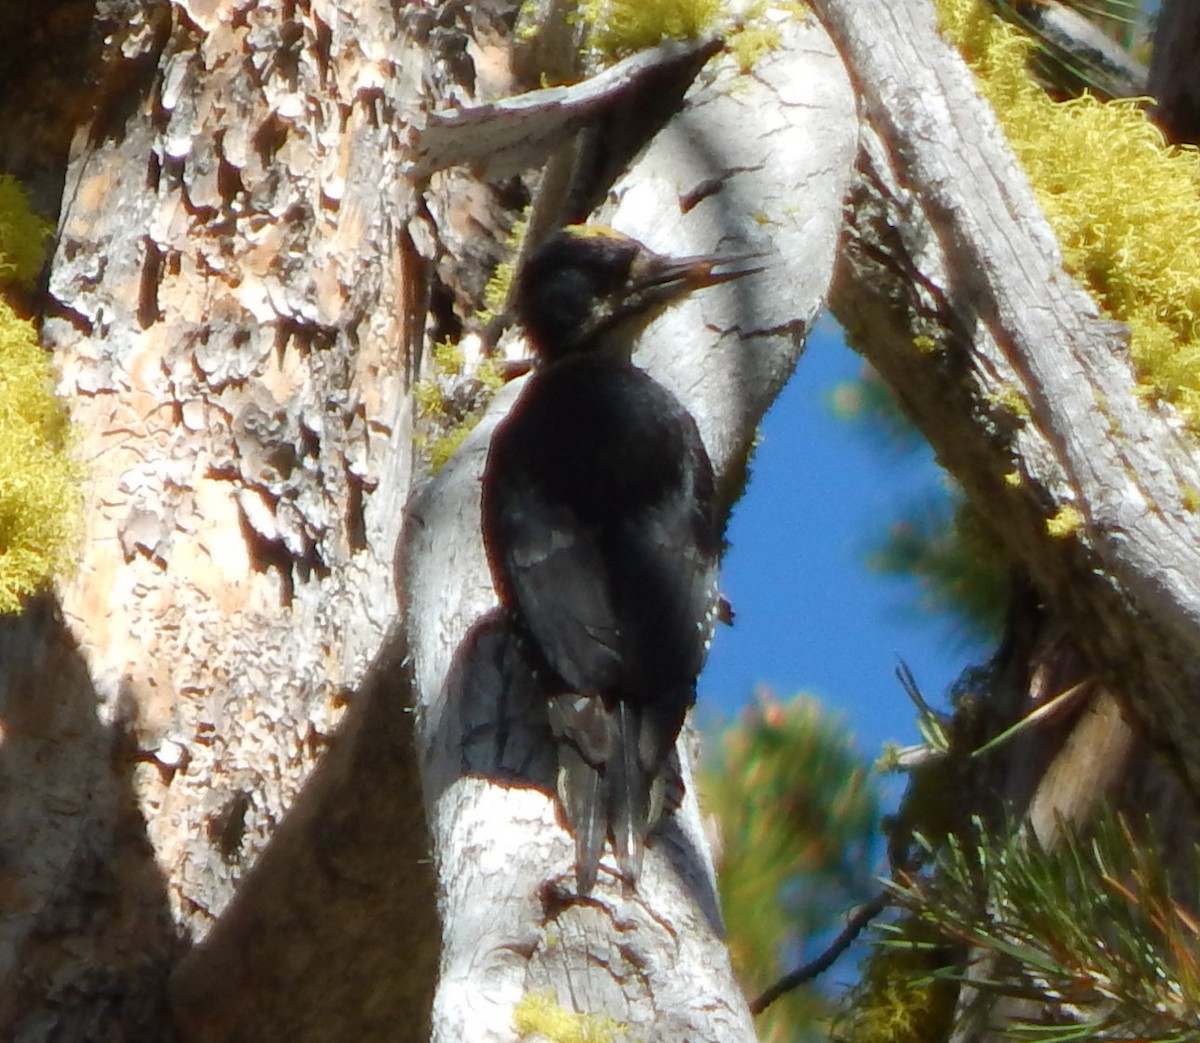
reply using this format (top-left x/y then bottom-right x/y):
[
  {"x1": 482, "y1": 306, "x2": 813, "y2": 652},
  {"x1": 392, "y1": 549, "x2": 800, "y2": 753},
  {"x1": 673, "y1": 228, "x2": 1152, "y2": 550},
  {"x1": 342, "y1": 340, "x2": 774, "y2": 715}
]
[{"x1": 400, "y1": 16, "x2": 857, "y2": 1042}]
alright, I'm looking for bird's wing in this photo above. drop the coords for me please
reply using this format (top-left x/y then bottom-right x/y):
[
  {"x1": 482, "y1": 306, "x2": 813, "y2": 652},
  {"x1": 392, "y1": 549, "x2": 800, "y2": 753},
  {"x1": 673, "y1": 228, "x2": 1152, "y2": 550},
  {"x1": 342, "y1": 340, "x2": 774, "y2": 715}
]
[
  {"x1": 612, "y1": 504, "x2": 718, "y2": 691},
  {"x1": 484, "y1": 471, "x2": 625, "y2": 695}
]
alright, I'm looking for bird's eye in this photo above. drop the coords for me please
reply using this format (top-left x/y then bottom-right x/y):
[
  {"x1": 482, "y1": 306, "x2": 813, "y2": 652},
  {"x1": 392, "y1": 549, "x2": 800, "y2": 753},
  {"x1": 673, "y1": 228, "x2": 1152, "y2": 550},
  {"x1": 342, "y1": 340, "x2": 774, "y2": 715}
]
[
  {"x1": 543, "y1": 268, "x2": 602, "y2": 328},
  {"x1": 587, "y1": 242, "x2": 639, "y2": 294}
]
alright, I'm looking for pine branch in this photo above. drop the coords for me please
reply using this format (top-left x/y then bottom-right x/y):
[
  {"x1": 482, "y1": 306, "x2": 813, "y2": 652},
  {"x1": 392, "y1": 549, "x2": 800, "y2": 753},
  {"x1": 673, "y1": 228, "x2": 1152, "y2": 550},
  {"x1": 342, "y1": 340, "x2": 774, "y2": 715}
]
[{"x1": 886, "y1": 815, "x2": 1200, "y2": 1042}]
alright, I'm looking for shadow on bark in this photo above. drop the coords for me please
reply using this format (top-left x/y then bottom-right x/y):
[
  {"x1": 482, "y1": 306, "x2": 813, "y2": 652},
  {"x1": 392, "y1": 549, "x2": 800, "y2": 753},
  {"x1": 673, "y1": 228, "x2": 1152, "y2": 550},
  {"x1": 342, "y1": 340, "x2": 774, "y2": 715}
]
[
  {"x1": 418, "y1": 609, "x2": 556, "y2": 802},
  {"x1": 0, "y1": 595, "x2": 181, "y2": 1039},
  {"x1": 169, "y1": 625, "x2": 439, "y2": 1043}
]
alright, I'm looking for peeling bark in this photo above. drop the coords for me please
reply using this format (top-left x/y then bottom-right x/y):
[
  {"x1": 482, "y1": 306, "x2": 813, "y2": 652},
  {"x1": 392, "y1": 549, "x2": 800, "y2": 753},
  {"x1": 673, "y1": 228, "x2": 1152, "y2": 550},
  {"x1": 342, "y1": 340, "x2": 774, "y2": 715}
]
[
  {"x1": 2, "y1": 0, "x2": 857, "y2": 1034},
  {"x1": 2, "y1": 0, "x2": 509, "y2": 1036},
  {"x1": 17, "y1": 0, "x2": 1191, "y2": 1037}
]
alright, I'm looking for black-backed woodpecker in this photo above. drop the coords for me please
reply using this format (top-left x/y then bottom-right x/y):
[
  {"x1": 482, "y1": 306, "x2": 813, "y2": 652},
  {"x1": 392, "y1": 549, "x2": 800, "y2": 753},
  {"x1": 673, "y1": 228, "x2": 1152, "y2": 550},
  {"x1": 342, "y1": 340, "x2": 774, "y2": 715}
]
[{"x1": 481, "y1": 225, "x2": 755, "y2": 893}]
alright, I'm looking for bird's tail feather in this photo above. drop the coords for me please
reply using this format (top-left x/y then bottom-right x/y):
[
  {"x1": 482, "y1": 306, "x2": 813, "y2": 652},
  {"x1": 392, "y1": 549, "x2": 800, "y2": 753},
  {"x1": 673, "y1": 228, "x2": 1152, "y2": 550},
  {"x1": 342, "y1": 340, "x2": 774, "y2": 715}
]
[
  {"x1": 610, "y1": 701, "x2": 654, "y2": 886},
  {"x1": 550, "y1": 694, "x2": 610, "y2": 894},
  {"x1": 551, "y1": 693, "x2": 681, "y2": 892},
  {"x1": 557, "y1": 742, "x2": 606, "y2": 894}
]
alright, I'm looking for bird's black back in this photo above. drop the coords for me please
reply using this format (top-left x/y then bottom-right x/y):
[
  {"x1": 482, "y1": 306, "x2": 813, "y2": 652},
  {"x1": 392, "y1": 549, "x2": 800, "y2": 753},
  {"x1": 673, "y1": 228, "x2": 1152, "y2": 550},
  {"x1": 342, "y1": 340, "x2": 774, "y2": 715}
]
[{"x1": 483, "y1": 353, "x2": 718, "y2": 708}]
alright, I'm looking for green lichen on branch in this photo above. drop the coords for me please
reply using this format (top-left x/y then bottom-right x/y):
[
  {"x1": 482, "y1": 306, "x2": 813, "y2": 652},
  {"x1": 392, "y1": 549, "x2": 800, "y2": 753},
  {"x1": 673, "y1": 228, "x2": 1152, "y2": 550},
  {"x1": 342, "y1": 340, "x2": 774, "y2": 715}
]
[
  {"x1": 0, "y1": 175, "x2": 50, "y2": 284},
  {"x1": 476, "y1": 217, "x2": 526, "y2": 327},
  {"x1": 937, "y1": 0, "x2": 1200, "y2": 429},
  {"x1": 830, "y1": 920, "x2": 957, "y2": 1043},
  {"x1": 416, "y1": 216, "x2": 529, "y2": 473},
  {"x1": 413, "y1": 338, "x2": 505, "y2": 474},
  {"x1": 1181, "y1": 483, "x2": 1200, "y2": 513},
  {"x1": 0, "y1": 303, "x2": 80, "y2": 612},
  {"x1": 1045, "y1": 503, "x2": 1083, "y2": 539},
  {"x1": 512, "y1": 990, "x2": 622, "y2": 1043},
  {"x1": 577, "y1": 0, "x2": 804, "y2": 72},
  {"x1": 0, "y1": 176, "x2": 77, "y2": 613},
  {"x1": 984, "y1": 382, "x2": 1031, "y2": 420},
  {"x1": 581, "y1": 0, "x2": 721, "y2": 58}
]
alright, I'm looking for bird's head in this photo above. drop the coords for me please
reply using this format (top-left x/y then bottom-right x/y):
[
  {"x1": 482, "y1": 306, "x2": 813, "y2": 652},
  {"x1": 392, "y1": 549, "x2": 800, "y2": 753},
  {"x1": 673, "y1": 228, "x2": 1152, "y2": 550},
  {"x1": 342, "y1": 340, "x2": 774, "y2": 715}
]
[{"x1": 515, "y1": 225, "x2": 760, "y2": 363}]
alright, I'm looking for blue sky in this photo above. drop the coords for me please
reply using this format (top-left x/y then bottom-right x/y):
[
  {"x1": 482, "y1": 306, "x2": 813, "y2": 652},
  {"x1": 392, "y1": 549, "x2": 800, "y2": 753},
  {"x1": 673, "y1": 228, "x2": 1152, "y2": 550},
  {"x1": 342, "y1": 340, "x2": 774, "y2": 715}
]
[{"x1": 699, "y1": 320, "x2": 987, "y2": 765}]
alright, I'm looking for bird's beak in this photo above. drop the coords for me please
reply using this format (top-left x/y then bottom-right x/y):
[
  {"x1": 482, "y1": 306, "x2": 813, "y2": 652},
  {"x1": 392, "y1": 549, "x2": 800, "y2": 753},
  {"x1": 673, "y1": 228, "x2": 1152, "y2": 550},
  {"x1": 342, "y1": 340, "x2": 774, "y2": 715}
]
[{"x1": 636, "y1": 250, "x2": 766, "y2": 300}]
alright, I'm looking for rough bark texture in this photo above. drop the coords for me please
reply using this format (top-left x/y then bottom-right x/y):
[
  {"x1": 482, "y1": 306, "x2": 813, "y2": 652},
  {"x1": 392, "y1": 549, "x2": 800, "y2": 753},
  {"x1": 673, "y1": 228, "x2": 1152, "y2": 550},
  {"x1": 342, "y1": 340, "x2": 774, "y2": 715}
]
[
  {"x1": 18, "y1": 0, "x2": 1193, "y2": 1037},
  {"x1": 3, "y1": 0, "x2": 858, "y2": 1036},
  {"x1": 1, "y1": 0, "x2": 529, "y2": 1037},
  {"x1": 400, "y1": 16, "x2": 858, "y2": 1043}
]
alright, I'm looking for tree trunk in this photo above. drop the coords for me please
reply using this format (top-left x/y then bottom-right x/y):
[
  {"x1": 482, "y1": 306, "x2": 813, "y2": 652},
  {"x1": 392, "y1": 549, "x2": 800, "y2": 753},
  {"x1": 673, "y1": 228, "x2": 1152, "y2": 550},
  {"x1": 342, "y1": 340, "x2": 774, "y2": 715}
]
[
  {"x1": 820, "y1": 0, "x2": 1200, "y2": 798},
  {"x1": 19, "y1": 0, "x2": 1193, "y2": 1038},
  {"x1": 3, "y1": 0, "x2": 501, "y2": 1036}
]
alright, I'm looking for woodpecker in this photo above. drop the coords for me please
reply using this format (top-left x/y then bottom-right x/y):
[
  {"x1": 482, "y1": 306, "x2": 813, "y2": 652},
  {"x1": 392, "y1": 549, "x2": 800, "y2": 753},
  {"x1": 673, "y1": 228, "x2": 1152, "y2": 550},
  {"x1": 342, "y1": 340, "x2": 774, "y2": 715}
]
[{"x1": 481, "y1": 224, "x2": 756, "y2": 892}]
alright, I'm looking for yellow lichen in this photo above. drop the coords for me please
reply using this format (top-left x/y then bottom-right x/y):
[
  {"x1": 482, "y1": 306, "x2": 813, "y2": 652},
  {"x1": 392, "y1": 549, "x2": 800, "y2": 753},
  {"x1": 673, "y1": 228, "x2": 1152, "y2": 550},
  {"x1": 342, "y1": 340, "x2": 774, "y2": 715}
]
[
  {"x1": 425, "y1": 426, "x2": 474, "y2": 474},
  {"x1": 432, "y1": 337, "x2": 465, "y2": 376},
  {"x1": 935, "y1": 0, "x2": 1200, "y2": 431},
  {"x1": 516, "y1": 16, "x2": 541, "y2": 44},
  {"x1": 0, "y1": 175, "x2": 51, "y2": 285},
  {"x1": 731, "y1": 24, "x2": 780, "y2": 73},
  {"x1": 512, "y1": 991, "x2": 623, "y2": 1043},
  {"x1": 413, "y1": 379, "x2": 446, "y2": 420},
  {"x1": 579, "y1": 0, "x2": 805, "y2": 71},
  {"x1": 414, "y1": 339, "x2": 470, "y2": 421},
  {"x1": 480, "y1": 260, "x2": 517, "y2": 324},
  {"x1": 0, "y1": 300, "x2": 79, "y2": 612},
  {"x1": 1045, "y1": 503, "x2": 1084, "y2": 539},
  {"x1": 0, "y1": 179, "x2": 78, "y2": 613},
  {"x1": 413, "y1": 337, "x2": 506, "y2": 474},
  {"x1": 984, "y1": 383, "x2": 1031, "y2": 419},
  {"x1": 1182, "y1": 483, "x2": 1200, "y2": 513},
  {"x1": 913, "y1": 334, "x2": 939, "y2": 355},
  {"x1": 1003, "y1": 469, "x2": 1022, "y2": 488},
  {"x1": 727, "y1": 0, "x2": 786, "y2": 74},
  {"x1": 415, "y1": 214, "x2": 531, "y2": 474},
  {"x1": 831, "y1": 930, "x2": 957, "y2": 1043},
  {"x1": 582, "y1": 0, "x2": 721, "y2": 59},
  {"x1": 478, "y1": 218, "x2": 528, "y2": 326},
  {"x1": 476, "y1": 355, "x2": 507, "y2": 391}
]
